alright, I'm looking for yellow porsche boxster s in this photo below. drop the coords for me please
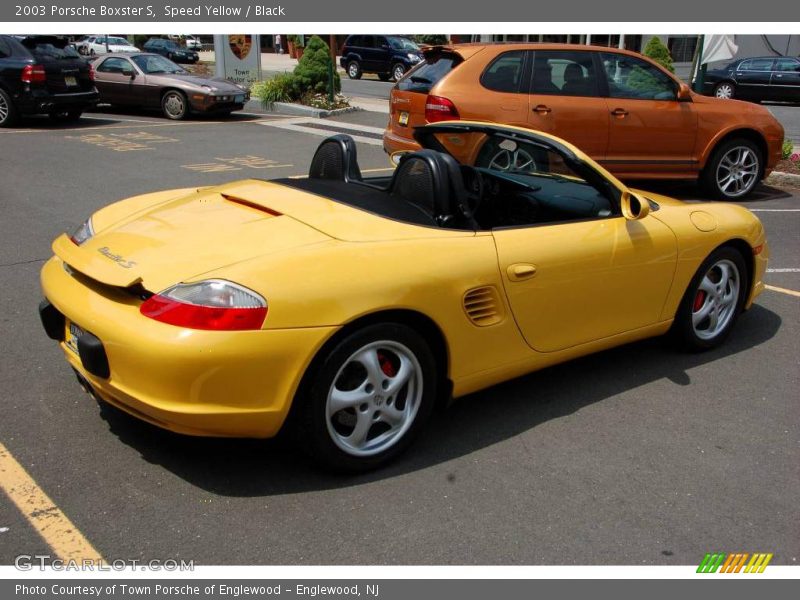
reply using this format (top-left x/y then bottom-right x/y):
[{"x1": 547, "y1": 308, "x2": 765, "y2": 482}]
[{"x1": 39, "y1": 122, "x2": 768, "y2": 471}]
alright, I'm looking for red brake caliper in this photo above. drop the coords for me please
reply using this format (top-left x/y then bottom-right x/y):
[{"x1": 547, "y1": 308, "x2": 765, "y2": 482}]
[
  {"x1": 377, "y1": 351, "x2": 396, "y2": 377},
  {"x1": 693, "y1": 290, "x2": 706, "y2": 312}
]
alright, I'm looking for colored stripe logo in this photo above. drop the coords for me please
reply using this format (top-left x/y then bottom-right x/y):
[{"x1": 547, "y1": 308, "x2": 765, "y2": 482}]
[{"x1": 697, "y1": 552, "x2": 773, "y2": 573}]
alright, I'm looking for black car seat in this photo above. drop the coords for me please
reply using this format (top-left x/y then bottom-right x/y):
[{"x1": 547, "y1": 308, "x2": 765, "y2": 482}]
[
  {"x1": 562, "y1": 63, "x2": 589, "y2": 96},
  {"x1": 308, "y1": 134, "x2": 363, "y2": 182}
]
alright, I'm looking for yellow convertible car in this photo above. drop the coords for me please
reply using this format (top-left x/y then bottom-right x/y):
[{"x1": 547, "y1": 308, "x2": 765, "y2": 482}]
[{"x1": 39, "y1": 122, "x2": 768, "y2": 471}]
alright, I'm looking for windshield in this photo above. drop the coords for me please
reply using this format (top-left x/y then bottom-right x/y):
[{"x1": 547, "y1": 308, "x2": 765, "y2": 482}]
[
  {"x1": 132, "y1": 54, "x2": 185, "y2": 74},
  {"x1": 106, "y1": 37, "x2": 132, "y2": 46},
  {"x1": 22, "y1": 37, "x2": 80, "y2": 61},
  {"x1": 387, "y1": 37, "x2": 419, "y2": 51}
]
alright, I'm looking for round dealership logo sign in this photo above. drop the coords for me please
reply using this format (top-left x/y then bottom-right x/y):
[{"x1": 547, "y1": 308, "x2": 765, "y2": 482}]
[{"x1": 228, "y1": 35, "x2": 253, "y2": 60}]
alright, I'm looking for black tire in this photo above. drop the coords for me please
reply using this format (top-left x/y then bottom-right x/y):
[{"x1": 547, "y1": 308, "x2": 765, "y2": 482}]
[
  {"x1": 378, "y1": 73, "x2": 391, "y2": 82},
  {"x1": 391, "y1": 63, "x2": 407, "y2": 81},
  {"x1": 346, "y1": 60, "x2": 362, "y2": 80},
  {"x1": 0, "y1": 88, "x2": 19, "y2": 128},
  {"x1": 700, "y1": 138, "x2": 762, "y2": 200},
  {"x1": 294, "y1": 323, "x2": 438, "y2": 472},
  {"x1": 161, "y1": 90, "x2": 188, "y2": 120},
  {"x1": 670, "y1": 246, "x2": 749, "y2": 352},
  {"x1": 713, "y1": 81, "x2": 735, "y2": 99}
]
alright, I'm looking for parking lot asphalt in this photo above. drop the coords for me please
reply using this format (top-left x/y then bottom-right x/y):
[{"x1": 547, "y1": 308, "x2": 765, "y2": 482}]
[{"x1": 0, "y1": 108, "x2": 798, "y2": 566}]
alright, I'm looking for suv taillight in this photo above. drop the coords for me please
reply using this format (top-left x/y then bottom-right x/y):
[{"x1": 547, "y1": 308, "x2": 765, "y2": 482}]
[
  {"x1": 425, "y1": 95, "x2": 459, "y2": 123},
  {"x1": 21, "y1": 65, "x2": 46, "y2": 84},
  {"x1": 88, "y1": 63, "x2": 95, "y2": 82}
]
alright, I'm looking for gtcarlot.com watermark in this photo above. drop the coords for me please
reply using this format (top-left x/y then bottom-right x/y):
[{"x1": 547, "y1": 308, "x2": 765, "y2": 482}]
[{"x1": 14, "y1": 555, "x2": 194, "y2": 571}]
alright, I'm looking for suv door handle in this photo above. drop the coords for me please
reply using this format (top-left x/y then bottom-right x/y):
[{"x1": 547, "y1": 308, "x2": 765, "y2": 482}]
[
  {"x1": 610, "y1": 108, "x2": 629, "y2": 117},
  {"x1": 532, "y1": 104, "x2": 552, "y2": 114}
]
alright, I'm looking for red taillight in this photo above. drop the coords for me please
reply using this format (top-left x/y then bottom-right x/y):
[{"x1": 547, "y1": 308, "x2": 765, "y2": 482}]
[
  {"x1": 21, "y1": 64, "x2": 46, "y2": 84},
  {"x1": 425, "y1": 95, "x2": 459, "y2": 123},
  {"x1": 140, "y1": 294, "x2": 267, "y2": 331},
  {"x1": 88, "y1": 63, "x2": 95, "y2": 82}
]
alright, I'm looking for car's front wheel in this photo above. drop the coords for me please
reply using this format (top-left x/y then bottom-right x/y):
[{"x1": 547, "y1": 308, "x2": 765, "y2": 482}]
[
  {"x1": 671, "y1": 246, "x2": 748, "y2": 351},
  {"x1": 295, "y1": 323, "x2": 437, "y2": 472},
  {"x1": 0, "y1": 88, "x2": 19, "y2": 128},
  {"x1": 347, "y1": 60, "x2": 362, "y2": 80},
  {"x1": 391, "y1": 63, "x2": 407, "y2": 81},
  {"x1": 701, "y1": 138, "x2": 762, "y2": 200},
  {"x1": 161, "y1": 90, "x2": 188, "y2": 120},
  {"x1": 714, "y1": 82, "x2": 735, "y2": 99}
]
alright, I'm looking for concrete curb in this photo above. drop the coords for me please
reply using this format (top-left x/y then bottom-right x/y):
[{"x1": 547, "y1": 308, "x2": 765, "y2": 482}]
[{"x1": 766, "y1": 170, "x2": 800, "y2": 187}]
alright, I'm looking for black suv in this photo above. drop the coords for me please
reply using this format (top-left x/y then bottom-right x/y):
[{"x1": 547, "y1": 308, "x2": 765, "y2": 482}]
[
  {"x1": 142, "y1": 38, "x2": 199, "y2": 64},
  {"x1": 340, "y1": 35, "x2": 423, "y2": 82},
  {"x1": 0, "y1": 35, "x2": 98, "y2": 127}
]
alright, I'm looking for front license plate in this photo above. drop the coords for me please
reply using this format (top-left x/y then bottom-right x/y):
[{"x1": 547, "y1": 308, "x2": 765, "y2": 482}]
[
  {"x1": 65, "y1": 76, "x2": 78, "y2": 87},
  {"x1": 235, "y1": 94, "x2": 245, "y2": 103},
  {"x1": 398, "y1": 111, "x2": 409, "y2": 126},
  {"x1": 64, "y1": 320, "x2": 84, "y2": 354}
]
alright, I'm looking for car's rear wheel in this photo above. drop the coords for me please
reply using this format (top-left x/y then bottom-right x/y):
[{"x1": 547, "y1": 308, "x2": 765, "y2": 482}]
[
  {"x1": 161, "y1": 90, "x2": 188, "y2": 120},
  {"x1": 391, "y1": 63, "x2": 407, "y2": 81},
  {"x1": 347, "y1": 61, "x2": 362, "y2": 80},
  {"x1": 701, "y1": 138, "x2": 762, "y2": 200},
  {"x1": 0, "y1": 88, "x2": 19, "y2": 128},
  {"x1": 295, "y1": 323, "x2": 437, "y2": 472},
  {"x1": 671, "y1": 246, "x2": 748, "y2": 351},
  {"x1": 714, "y1": 82, "x2": 735, "y2": 99}
]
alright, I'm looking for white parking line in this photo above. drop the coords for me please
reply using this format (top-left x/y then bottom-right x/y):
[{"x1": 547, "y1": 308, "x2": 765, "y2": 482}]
[
  {"x1": 256, "y1": 118, "x2": 385, "y2": 146},
  {"x1": 749, "y1": 209, "x2": 800, "y2": 212},
  {"x1": 767, "y1": 268, "x2": 800, "y2": 273}
]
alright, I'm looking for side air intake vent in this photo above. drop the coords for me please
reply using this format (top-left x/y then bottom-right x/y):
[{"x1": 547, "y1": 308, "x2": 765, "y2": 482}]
[{"x1": 463, "y1": 286, "x2": 503, "y2": 327}]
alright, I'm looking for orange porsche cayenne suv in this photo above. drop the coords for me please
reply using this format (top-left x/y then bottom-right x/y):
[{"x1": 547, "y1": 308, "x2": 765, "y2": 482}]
[{"x1": 383, "y1": 44, "x2": 784, "y2": 200}]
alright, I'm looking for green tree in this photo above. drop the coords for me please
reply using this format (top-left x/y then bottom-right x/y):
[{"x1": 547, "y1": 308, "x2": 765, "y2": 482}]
[
  {"x1": 291, "y1": 35, "x2": 340, "y2": 97},
  {"x1": 413, "y1": 35, "x2": 448, "y2": 46},
  {"x1": 642, "y1": 36, "x2": 675, "y2": 73}
]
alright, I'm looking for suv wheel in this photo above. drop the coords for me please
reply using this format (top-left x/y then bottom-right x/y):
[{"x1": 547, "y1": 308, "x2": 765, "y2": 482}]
[
  {"x1": 347, "y1": 60, "x2": 362, "y2": 80},
  {"x1": 391, "y1": 63, "x2": 406, "y2": 81},
  {"x1": 0, "y1": 88, "x2": 19, "y2": 128},
  {"x1": 701, "y1": 138, "x2": 762, "y2": 200}
]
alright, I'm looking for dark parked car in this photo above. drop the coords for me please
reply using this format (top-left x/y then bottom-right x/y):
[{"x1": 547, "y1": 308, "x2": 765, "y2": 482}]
[
  {"x1": 92, "y1": 53, "x2": 248, "y2": 120},
  {"x1": 703, "y1": 56, "x2": 800, "y2": 102},
  {"x1": 340, "y1": 35, "x2": 423, "y2": 81},
  {"x1": 0, "y1": 35, "x2": 98, "y2": 127},
  {"x1": 142, "y1": 38, "x2": 199, "y2": 64}
]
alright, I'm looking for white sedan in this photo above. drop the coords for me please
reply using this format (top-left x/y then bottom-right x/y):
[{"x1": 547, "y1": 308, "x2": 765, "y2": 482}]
[{"x1": 76, "y1": 36, "x2": 140, "y2": 56}]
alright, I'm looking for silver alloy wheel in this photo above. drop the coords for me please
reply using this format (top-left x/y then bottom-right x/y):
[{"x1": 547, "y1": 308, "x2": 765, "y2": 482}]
[
  {"x1": 715, "y1": 83, "x2": 734, "y2": 99},
  {"x1": 691, "y1": 258, "x2": 740, "y2": 341},
  {"x1": 325, "y1": 340, "x2": 423, "y2": 457},
  {"x1": 488, "y1": 147, "x2": 537, "y2": 173},
  {"x1": 348, "y1": 62, "x2": 359, "y2": 78},
  {"x1": 392, "y1": 64, "x2": 405, "y2": 81},
  {"x1": 0, "y1": 93, "x2": 8, "y2": 124},
  {"x1": 715, "y1": 145, "x2": 759, "y2": 198},
  {"x1": 163, "y1": 92, "x2": 185, "y2": 119}
]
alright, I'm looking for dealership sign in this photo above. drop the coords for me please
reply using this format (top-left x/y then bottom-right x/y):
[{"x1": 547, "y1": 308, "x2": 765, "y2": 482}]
[{"x1": 214, "y1": 35, "x2": 262, "y2": 87}]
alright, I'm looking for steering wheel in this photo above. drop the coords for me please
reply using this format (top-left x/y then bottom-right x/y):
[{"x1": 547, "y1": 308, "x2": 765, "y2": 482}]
[{"x1": 459, "y1": 165, "x2": 484, "y2": 219}]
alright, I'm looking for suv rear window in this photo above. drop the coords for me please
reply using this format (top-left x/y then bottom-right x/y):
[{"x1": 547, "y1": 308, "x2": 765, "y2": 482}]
[
  {"x1": 21, "y1": 37, "x2": 80, "y2": 61},
  {"x1": 396, "y1": 52, "x2": 461, "y2": 94}
]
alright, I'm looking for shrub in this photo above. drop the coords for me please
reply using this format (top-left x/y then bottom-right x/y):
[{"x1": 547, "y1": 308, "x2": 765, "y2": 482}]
[
  {"x1": 642, "y1": 36, "x2": 675, "y2": 73},
  {"x1": 251, "y1": 72, "x2": 295, "y2": 108},
  {"x1": 291, "y1": 35, "x2": 341, "y2": 98},
  {"x1": 413, "y1": 35, "x2": 448, "y2": 46},
  {"x1": 782, "y1": 139, "x2": 794, "y2": 160}
]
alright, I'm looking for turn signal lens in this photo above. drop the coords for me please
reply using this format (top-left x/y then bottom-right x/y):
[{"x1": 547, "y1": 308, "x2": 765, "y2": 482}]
[
  {"x1": 140, "y1": 280, "x2": 267, "y2": 331},
  {"x1": 752, "y1": 244, "x2": 764, "y2": 255}
]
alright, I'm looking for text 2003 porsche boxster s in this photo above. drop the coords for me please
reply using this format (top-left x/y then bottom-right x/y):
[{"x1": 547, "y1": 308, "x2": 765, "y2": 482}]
[{"x1": 39, "y1": 122, "x2": 768, "y2": 471}]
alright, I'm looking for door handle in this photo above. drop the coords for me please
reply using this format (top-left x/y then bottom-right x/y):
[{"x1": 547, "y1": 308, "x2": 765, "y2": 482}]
[
  {"x1": 532, "y1": 104, "x2": 552, "y2": 114},
  {"x1": 610, "y1": 108, "x2": 629, "y2": 117},
  {"x1": 507, "y1": 263, "x2": 537, "y2": 281}
]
